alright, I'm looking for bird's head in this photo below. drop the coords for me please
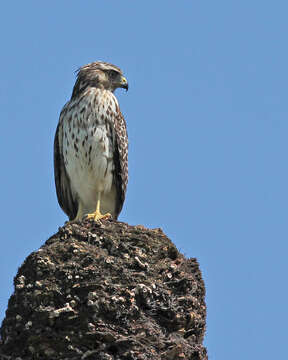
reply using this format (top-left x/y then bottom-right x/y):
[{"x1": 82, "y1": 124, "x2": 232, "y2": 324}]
[{"x1": 71, "y1": 61, "x2": 128, "y2": 98}]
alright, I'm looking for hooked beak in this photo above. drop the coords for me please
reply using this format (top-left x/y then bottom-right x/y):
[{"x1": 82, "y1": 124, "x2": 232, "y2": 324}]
[{"x1": 120, "y1": 76, "x2": 129, "y2": 91}]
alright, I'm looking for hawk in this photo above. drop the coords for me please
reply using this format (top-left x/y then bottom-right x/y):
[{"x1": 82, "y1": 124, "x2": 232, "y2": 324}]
[{"x1": 54, "y1": 61, "x2": 129, "y2": 221}]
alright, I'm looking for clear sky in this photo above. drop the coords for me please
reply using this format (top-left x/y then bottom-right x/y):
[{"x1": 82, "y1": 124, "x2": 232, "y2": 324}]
[{"x1": 0, "y1": 1, "x2": 287, "y2": 359}]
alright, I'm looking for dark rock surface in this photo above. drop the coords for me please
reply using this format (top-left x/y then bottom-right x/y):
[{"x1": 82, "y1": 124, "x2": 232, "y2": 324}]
[{"x1": 0, "y1": 219, "x2": 207, "y2": 359}]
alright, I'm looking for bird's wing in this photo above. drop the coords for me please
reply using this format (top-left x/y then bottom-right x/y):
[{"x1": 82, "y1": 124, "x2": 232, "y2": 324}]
[
  {"x1": 54, "y1": 109, "x2": 78, "y2": 221},
  {"x1": 113, "y1": 110, "x2": 128, "y2": 219}
]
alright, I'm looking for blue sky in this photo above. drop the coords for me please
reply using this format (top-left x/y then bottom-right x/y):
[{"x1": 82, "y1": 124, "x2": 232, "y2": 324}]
[{"x1": 0, "y1": 1, "x2": 287, "y2": 359}]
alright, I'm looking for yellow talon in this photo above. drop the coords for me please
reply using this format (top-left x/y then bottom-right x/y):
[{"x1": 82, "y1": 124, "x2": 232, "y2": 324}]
[
  {"x1": 86, "y1": 210, "x2": 111, "y2": 221},
  {"x1": 85, "y1": 191, "x2": 111, "y2": 221}
]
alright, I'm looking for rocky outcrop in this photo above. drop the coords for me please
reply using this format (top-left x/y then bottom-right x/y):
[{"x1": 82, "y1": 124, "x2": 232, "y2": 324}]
[{"x1": 0, "y1": 219, "x2": 207, "y2": 359}]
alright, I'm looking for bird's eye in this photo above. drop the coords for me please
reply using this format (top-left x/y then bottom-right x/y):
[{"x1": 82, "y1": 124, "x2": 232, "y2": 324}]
[{"x1": 108, "y1": 70, "x2": 118, "y2": 79}]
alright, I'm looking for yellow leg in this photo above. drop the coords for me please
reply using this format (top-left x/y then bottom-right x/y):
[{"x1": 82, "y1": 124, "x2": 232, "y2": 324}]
[
  {"x1": 65, "y1": 201, "x2": 84, "y2": 223},
  {"x1": 86, "y1": 192, "x2": 111, "y2": 221},
  {"x1": 73, "y1": 201, "x2": 84, "y2": 221}
]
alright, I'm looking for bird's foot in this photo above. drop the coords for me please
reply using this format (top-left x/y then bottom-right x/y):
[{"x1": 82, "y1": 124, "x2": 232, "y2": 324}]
[
  {"x1": 66, "y1": 214, "x2": 84, "y2": 224},
  {"x1": 85, "y1": 210, "x2": 111, "y2": 222}
]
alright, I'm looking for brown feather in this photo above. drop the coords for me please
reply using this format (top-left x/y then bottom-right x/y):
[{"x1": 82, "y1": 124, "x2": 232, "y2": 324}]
[
  {"x1": 54, "y1": 122, "x2": 78, "y2": 220},
  {"x1": 113, "y1": 111, "x2": 128, "y2": 218}
]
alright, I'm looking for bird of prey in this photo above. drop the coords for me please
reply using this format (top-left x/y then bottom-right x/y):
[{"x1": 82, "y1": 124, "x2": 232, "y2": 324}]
[{"x1": 54, "y1": 61, "x2": 129, "y2": 221}]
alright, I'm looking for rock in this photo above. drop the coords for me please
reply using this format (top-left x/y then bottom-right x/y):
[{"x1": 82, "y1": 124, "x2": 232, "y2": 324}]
[{"x1": 0, "y1": 219, "x2": 208, "y2": 359}]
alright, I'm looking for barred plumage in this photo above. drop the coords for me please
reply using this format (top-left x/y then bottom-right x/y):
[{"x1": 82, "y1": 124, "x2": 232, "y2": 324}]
[{"x1": 54, "y1": 62, "x2": 128, "y2": 221}]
